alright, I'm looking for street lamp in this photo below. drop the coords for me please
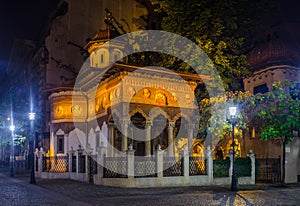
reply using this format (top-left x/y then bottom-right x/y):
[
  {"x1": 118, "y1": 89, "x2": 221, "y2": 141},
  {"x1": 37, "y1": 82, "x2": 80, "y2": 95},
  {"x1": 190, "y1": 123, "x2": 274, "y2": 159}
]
[
  {"x1": 28, "y1": 112, "x2": 36, "y2": 184},
  {"x1": 9, "y1": 124, "x2": 15, "y2": 177},
  {"x1": 229, "y1": 106, "x2": 238, "y2": 191}
]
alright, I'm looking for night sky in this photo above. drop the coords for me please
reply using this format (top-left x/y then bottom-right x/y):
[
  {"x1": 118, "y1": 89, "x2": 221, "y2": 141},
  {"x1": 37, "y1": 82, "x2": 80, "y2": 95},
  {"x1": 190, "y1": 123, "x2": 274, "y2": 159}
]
[
  {"x1": 0, "y1": 0, "x2": 299, "y2": 78},
  {"x1": 0, "y1": 0, "x2": 58, "y2": 83}
]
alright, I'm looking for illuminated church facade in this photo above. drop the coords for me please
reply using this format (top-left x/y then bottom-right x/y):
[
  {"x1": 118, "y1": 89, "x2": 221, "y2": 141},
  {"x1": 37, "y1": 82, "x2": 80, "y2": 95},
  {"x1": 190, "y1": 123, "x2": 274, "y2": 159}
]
[{"x1": 48, "y1": 25, "x2": 211, "y2": 160}]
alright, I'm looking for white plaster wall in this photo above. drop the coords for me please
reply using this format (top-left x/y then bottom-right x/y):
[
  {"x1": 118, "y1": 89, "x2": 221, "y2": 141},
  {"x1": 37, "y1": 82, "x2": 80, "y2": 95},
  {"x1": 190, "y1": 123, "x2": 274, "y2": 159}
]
[
  {"x1": 68, "y1": 128, "x2": 86, "y2": 151},
  {"x1": 285, "y1": 136, "x2": 300, "y2": 183},
  {"x1": 88, "y1": 128, "x2": 96, "y2": 154},
  {"x1": 100, "y1": 122, "x2": 108, "y2": 148}
]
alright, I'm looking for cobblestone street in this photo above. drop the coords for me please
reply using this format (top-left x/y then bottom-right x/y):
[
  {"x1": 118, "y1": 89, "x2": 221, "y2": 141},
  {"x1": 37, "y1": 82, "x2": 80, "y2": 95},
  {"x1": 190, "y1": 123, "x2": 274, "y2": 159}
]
[{"x1": 0, "y1": 168, "x2": 299, "y2": 206}]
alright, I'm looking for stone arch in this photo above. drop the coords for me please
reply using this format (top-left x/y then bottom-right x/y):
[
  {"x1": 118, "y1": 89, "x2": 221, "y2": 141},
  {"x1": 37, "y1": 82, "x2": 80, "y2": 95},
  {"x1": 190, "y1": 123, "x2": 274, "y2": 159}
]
[
  {"x1": 130, "y1": 112, "x2": 147, "y2": 156},
  {"x1": 172, "y1": 112, "x2": 190, "y2": 123},
  {"x1": 152, "y1": 114, "x2": 169, "y2": 151},
  {"x1": 55, "y1": 129, "x2": 65, "y2": 136},
  {"x1": 129, "y1": 108, "x2": 149, "y2": 120},
  {"x1": 149, "y1": 108, "x2": 171, "y2": 122}
]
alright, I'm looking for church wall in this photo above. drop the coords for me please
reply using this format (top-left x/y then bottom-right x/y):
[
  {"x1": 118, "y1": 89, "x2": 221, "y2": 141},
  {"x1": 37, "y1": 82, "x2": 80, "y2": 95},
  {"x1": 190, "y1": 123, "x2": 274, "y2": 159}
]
[
  {"x1": 244, "y1": 65, "x2": 300, "y2": 94},
  {"x1": 68, "y1": 128, "x2": 86, "y2": 152}
]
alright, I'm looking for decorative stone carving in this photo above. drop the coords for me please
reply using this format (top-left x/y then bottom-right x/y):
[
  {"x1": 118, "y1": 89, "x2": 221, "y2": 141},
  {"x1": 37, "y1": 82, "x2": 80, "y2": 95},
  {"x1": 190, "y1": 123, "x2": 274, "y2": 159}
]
[
  {"x1": 143, "y1": 88, "x2": 151, "y2": 98},
  {"x1": 155, "y1": 93, "x2": 166, "y2": 105}
]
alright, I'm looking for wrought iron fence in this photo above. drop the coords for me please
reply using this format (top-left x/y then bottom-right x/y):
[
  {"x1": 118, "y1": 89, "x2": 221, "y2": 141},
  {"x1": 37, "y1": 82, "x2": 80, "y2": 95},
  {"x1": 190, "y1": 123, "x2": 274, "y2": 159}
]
[
  {"x1": 189, "y1": 157, "x2": 207, "y2": 176},
  {"x1": 42, "y1": 156, "x2": 69, "y2": 172},
  {"x1": 78, "y1": 155, "x2": 86, "y2": 173},
  {"x1": 103, "y1": 156, "x2": 128, "y2": 178},
  {"x1": 163, "y1": 157, "x2": 183, "y2": 177},
  {"x1": 134, "y1": 156, "x2": 157, "y2": 178},
  {"x1": 256, "y1": 157, "x2": 281, "y2": 183},
  {"x1": 213, "y1": 157, "x2": 230, "y2": 177},
  {"x1": 235, "y1": 157, "x2": 251, "y2": 178},
  {"x1": 71, "y1": 155, "x2": 76, "y2": 172},
  {"x1": 90, "y1": 155, "x2": 98, "y2": 175}
]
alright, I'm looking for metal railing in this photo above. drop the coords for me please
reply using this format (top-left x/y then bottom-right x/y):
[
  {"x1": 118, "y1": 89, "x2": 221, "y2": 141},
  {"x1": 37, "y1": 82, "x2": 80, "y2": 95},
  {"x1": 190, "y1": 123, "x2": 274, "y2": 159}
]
[
  {"x1": 189, "y1": 156, "x2": 207, "y2": 176},
  {"x1": 163, "y1": 157, "x2": 183, "y2": 177},
  {"x1": 213, "y1": 158, "x2": 230, "y2": 177},
  {"x1": 103, "y1": 156, "x2": 128, "y2": 178},
  {"x1": 42, "y1": 156, "x2": 69, "y2": 172},
  {"x1": 134, "y1": 156, "x2": 157, "y2": 178}
]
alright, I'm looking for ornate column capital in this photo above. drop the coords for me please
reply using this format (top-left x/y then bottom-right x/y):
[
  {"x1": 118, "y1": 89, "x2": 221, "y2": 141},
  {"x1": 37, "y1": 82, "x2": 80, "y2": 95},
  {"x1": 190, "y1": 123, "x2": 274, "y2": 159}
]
[
  {"x1": 168, "y1": 122, "x2": 175, "y2": 128},
  {"x1": 146, "y1": 120, "x2": 152, "y2": 127},
  {"x1": 108, "y1": 122, "x2": 115, "y2": 128}
]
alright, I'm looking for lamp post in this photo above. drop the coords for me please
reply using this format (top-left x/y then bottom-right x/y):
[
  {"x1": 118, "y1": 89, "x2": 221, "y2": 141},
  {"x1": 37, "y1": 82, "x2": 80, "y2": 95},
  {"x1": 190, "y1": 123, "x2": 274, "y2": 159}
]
[
  {"x1": 229, "y1": 106, "x2": 238, "y2": 191},
  {"x1": 29, "y1": 112, "x2": 36, "y2": 184},
  {"x1": 9, "y1": 124, "x2": 15, "y2": 177}
]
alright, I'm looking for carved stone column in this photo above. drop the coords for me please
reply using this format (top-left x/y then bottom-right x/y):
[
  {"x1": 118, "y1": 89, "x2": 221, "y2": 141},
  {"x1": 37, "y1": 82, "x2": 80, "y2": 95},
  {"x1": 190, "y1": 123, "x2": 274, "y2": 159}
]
[
  {"x1": 145, "y1": 121, "x2": 152, "y2": 156},
  {"x1": 108, "y1": 123, "x2": 115, "y2": 157},
  {"x1": 121, "y1": 119, "x2": 130, "y2": 153},
  {"x1": 167, "y1": 122, "x2": 175, "y2": 156}
]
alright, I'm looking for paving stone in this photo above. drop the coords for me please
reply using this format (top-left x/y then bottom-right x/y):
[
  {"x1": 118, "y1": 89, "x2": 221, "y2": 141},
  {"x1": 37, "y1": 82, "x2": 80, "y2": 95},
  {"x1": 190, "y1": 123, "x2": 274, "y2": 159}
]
[{"x1": 0, "y1": 167, "x2": 299, "y2": 206}]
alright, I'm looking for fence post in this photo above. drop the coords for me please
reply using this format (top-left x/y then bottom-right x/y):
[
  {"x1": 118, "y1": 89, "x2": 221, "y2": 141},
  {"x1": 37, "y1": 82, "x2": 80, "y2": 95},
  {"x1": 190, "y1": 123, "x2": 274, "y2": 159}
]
[
  {"x1": 156, "y1": 144, "x2": 163, "y2": 178},
  {"x1": 68, "y1": 147, "x2": 75, "y2": 173},
  {"x1": 38, "y1": 148, "x2": 45, "y2": 174},
  {"x1": 182, "y1": 145, "x2": 189, "y2": 177},
  {"x1": 207, "y1": 146, "x2": 213, "y2": 184},
  {"x1": 247, "y1": 149, "x2": 255, "y2": 184},
  {"x1": 76, "y1": 146, "x2": 83, "y2": 176},
  {"x1": 127, "y1": 144, "x2": 135, "y2": 177},
  {"x1": 227, "y1": 149, "x2": 233, "y2": 184},
  {"x1": 97, "y1": 142, "x2": 107, "y2": 179},
  {"x1": 85, "y1": 145, "x2": 93, "y2": 183}
]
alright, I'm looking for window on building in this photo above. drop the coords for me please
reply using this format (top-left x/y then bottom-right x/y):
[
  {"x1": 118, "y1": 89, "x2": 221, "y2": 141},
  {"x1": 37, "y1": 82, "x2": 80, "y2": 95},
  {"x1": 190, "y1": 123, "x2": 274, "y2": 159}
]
[
  {"x1": 253, "y1": 84, "x2": 269, "y2": 94},
  {"x1": 57, "y1": 135, "x2": 64, "y2": 153}
]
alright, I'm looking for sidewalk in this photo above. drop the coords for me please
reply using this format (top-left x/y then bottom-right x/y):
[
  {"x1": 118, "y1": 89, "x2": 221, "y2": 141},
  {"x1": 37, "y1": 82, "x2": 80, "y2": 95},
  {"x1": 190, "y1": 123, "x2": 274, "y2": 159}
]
[{"x1": 0, "y1": 167, "x2": 299, "y2": 206}]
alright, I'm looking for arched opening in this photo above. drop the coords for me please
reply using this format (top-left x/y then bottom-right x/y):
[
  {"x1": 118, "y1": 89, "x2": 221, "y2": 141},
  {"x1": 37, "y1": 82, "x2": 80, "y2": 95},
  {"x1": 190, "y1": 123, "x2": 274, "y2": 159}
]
[
  {"x1": 112, "y1": 115, "x2": 122, "y2": 153},
  {"x1": 130, "y1": 112, "x2": 146, "y2": 156},
  {"x1": 174, "y1": 117, "x2": 189, "y2": 159},
  {"x1": 152, "y1": 114, "x2": 168, "y2": 154}
]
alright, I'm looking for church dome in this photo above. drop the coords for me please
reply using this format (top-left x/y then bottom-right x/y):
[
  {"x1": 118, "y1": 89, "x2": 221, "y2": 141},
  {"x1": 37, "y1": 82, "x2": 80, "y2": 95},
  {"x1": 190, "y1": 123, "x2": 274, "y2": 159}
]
[{"x1": 247, "y1": 23, "x2": 300, "y2": 70}]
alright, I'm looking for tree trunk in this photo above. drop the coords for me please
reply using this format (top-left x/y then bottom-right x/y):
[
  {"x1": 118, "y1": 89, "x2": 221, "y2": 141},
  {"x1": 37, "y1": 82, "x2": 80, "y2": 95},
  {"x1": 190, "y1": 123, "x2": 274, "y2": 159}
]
[{"x1": 281, "y1": 137, "x2": 286, "y2": 184}]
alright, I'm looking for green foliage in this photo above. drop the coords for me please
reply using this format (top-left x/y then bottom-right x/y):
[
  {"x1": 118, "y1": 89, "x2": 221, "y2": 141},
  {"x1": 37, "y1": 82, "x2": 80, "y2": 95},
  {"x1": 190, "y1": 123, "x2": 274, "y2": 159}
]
[
  {"x1": 198, "y1": 91, "x2": 252, "y2": 143},
  {"x1": 150, "y1": 0, "x2": 276, "y2": 90},
  {"x1": 243, "y1": 80, "x2": 300, "y2": 143}
]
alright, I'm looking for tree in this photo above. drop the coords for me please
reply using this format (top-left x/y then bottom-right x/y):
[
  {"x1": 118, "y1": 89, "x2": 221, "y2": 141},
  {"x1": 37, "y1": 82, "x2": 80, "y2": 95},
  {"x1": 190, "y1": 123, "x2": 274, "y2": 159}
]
[
  {"x1": 150, "y1": 0, "x2": 277, "y2": 91},
  {"x1": 242, "y1": 80, "x2": 300, "y2": 183},
  {"x1": 198, "y1": 91, "x2": 251, "y2": 148}
]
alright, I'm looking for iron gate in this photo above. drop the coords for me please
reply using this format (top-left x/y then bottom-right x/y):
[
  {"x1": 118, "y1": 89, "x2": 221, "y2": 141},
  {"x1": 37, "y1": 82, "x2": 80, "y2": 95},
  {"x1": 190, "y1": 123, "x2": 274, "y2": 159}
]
[{"x1": 256, "y1": 157, "x2": 281, "y2": 183}]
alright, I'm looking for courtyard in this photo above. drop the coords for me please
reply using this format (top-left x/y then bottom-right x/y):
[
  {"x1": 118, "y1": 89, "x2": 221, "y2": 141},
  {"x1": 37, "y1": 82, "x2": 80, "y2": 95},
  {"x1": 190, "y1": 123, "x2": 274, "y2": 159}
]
[{"x1": 0, "y1": 167, "x2": 299, "y2": 206}]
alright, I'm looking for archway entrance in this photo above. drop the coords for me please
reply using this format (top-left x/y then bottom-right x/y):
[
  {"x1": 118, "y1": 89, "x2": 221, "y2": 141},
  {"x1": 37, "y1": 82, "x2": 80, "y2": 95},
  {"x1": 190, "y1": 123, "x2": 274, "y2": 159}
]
[
  {"x1": 130, "y1": 112, "x2": 146, "y2": 156},
  {"x1": 152, "y1": 114, "x2": 168, "y2": 154}
]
